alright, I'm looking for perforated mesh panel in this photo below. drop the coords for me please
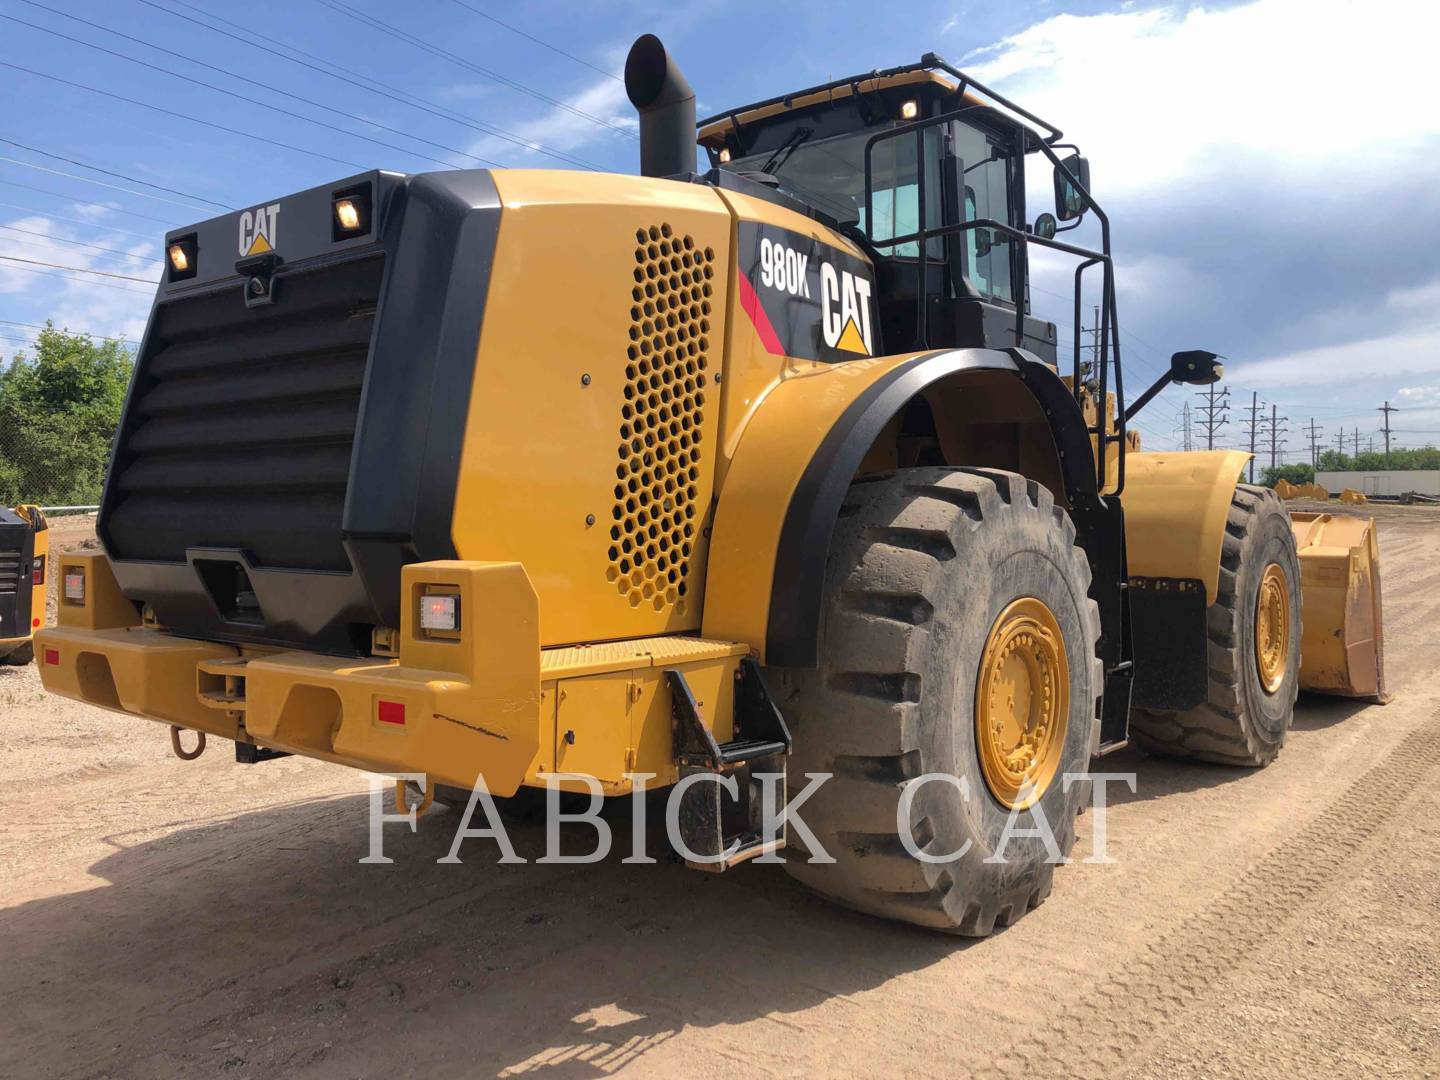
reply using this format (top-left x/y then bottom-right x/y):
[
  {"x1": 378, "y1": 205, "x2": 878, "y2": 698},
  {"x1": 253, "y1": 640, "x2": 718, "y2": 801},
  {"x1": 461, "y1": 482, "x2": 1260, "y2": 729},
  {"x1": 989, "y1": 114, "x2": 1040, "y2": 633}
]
[{"x1": 609, "y1": 224, "x2": 715, "y2": 613}]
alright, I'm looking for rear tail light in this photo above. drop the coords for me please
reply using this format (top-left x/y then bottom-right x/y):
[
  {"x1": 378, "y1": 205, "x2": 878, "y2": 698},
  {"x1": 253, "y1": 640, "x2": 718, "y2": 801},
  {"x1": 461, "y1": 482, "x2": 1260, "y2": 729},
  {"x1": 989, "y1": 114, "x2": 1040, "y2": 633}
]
[
  {"x1": 419, "y1": 593, "x2": 460, "y2": 633},
  {"x1": 63, "y1": 569, "x2": 85, "y2": 602},
  {"x1": 31, "y1": 557, "x2": 43, "y2": 586}
]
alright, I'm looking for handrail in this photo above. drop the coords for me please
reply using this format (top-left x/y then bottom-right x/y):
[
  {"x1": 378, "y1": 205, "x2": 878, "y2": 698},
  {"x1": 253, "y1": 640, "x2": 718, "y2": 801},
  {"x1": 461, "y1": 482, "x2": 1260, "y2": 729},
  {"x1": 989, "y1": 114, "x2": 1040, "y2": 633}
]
[
  {"x1": 696, "y1": 54, "x2": 1065, "y2": 146},
  {"x1": 861, "y1": 105, "x2": 1126, "y2": 493}
]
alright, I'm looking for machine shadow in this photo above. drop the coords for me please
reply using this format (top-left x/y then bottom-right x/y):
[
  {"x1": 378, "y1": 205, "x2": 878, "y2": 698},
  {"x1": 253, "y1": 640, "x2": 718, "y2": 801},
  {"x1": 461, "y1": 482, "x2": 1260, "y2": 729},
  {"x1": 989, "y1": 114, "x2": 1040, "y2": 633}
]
[
  {"x1": 0, "y1": 789, "x2": 976, "y2": 1078},
  {"x1": 1096, "y1": 744, "x2": 1252, "y2": 807}
]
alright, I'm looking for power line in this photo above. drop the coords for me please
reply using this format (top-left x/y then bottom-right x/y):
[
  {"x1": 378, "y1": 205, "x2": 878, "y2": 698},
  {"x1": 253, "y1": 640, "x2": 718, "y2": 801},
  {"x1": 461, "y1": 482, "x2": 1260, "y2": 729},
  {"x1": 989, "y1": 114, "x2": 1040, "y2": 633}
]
[
  {"x1": 0, "y1": 177, "x2": 179, "y2": 226},
  {"x1": 0, "y1": 317, "x2": 137, "y2": 346},
  {"x1": 0, "y1": 257, "x2": 155, "y2": 294},
  {"x1": 0, "y1": 62, "x2": 372, "y2": 174},
  {"x1": 0, "y1": 137, "x2": 226, "y2": 209},
  {"x1": 0, "y1": 252, "x2": 158, "y2": 283},
  {"x1": 0, "y1": 223, "x2": 155, "y2": 264},
  {"x1": 316, "y1": 0, "x2": 636, "y2": 139},
  {"x1": 138, "y1": 0, "x2": 602, "y2": 170},
  {"x1": 0, "y1": 199, "x2": 158, "y2": 241},
  {"x1": 0, "y1": 14, "x2": 490, "y2": 173},
  {"x1": 445, "y1": 0, "x2": 622, "y2": 82}
]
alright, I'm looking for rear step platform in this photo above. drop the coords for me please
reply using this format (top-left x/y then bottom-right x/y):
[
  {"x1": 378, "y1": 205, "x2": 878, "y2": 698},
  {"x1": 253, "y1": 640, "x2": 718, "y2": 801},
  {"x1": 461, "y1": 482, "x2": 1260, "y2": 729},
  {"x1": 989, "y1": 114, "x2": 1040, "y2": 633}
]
[{"x1": 668, "y1": 661, "x2": 792, "y2": 870}]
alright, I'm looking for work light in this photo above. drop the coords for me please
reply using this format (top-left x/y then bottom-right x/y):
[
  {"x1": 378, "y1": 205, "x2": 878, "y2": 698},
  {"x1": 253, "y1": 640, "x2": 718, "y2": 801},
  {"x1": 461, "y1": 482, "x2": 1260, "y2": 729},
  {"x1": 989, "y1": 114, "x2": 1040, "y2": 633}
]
[
  {"x1": 166, "y1": 234, "x2": 197, "y2": 281},
  {"x1": 331, "y1": 185, "x2": 372, "y2": 241},
  {"x1": 900, "y1": 99, "x2": 919, "y2": 120}
]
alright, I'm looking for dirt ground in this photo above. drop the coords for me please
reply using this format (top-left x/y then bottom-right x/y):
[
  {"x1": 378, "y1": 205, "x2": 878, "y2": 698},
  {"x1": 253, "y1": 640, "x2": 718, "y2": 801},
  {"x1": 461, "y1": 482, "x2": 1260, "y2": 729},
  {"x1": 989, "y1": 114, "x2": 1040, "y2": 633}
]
[{"x1": 2, "y1": 511, "x2": 1437, "y2": 1079}]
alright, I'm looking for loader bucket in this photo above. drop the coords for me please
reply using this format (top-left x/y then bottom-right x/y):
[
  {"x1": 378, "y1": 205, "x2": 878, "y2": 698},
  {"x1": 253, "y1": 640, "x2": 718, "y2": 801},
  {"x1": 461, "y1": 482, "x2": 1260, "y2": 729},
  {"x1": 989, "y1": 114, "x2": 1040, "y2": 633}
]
[{"x1": 1290, "y1": 512, "x2": 1387, "y2": 700}]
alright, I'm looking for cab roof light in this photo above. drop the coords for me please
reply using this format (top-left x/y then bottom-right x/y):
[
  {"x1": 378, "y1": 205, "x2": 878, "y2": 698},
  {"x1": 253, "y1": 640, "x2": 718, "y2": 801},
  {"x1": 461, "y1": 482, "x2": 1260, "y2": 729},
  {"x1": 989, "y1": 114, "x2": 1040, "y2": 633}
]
[{"x1": 900, "y1": 99, "x2": 919, "y2": 120}]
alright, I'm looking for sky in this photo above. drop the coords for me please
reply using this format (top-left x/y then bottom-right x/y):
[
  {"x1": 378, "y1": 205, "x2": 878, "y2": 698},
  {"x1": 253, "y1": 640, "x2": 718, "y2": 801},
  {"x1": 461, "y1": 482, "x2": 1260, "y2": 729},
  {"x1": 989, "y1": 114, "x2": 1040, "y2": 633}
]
[{"x1": 1, "y1": 0, "x2": 1436, "y2": 458}]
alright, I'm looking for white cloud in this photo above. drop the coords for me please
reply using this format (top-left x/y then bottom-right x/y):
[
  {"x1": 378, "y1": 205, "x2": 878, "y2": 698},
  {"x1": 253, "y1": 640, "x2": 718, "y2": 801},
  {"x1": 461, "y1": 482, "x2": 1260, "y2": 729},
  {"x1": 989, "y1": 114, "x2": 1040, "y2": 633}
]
[
  {"x1": 0, "y1": 213, "x2": 156, "y2": 344},
  {"x1": 966, "y1": 0, "x2": 1440, "y2": 198},
  {"x1": 940, "y1": 13, "x2": 961, "y2": 35},
  {"x1": 466, "y1": 76, "x2": 637, "y2": 166},
  {"x1": 1228, "y1": 270, "x2": 1440, "y2": 388}
]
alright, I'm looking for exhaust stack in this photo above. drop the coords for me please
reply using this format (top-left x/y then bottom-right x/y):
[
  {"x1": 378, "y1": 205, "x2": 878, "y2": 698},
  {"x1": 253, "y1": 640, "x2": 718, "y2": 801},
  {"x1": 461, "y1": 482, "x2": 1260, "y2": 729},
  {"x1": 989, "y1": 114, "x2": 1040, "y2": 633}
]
[{"x1": 624, "y1": 34, "x2": 696, "y2": 178}]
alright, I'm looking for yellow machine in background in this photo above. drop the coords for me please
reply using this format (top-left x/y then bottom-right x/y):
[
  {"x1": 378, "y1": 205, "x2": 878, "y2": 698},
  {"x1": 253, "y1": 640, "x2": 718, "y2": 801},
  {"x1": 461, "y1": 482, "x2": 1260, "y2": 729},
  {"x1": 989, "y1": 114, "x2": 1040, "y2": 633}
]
[
  {"x1": 0, "y1": 504, "x2": 48, "y2": 665},
  {"x1": 36, "y1": 34, "x2": 1387, "y2": 935}
]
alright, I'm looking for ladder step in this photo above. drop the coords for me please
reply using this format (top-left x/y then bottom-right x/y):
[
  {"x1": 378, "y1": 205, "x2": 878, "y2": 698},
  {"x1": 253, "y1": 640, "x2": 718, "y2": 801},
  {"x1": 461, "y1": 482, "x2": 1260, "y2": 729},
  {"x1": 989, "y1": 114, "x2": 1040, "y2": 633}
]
[{"x1": 714, "y1": 738, "x2": 788, "y2": 765}]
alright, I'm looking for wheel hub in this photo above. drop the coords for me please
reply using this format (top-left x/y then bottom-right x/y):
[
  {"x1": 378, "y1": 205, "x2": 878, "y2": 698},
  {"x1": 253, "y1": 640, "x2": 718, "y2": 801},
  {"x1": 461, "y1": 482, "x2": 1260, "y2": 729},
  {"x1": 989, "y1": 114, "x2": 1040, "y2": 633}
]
[
  {"x1": 976, "y1": 597, "x2": 1069, "y2": 810},
  {"x1": 1255, "y1": 562, "x2": 1290, "y2": 693}
]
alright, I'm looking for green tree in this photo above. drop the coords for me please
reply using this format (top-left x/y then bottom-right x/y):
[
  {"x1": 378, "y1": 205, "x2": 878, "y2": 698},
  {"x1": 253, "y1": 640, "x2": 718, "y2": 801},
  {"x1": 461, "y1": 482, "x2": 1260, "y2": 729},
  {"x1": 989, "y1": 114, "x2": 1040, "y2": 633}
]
[
  {"x1": 1315, "y1": 445, "x2": 1440, "y2": 474},
  {"x1": 0, "y1": 323, "x2": 133, "y2": 505},
  {"x1": 1261, "y1": 462, "x2": 1314, "y2": 487}
]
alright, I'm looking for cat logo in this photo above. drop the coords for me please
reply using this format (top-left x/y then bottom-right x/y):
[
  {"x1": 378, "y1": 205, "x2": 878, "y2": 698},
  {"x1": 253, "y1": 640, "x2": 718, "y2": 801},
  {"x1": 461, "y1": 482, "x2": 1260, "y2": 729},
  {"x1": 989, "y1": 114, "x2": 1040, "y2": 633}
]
[
  {"x1": 820, "y1": 263, "x2": 874, "y2": 356},
  {"x1": 237, "y1": 203, "x2": 280, "y2": 257}
]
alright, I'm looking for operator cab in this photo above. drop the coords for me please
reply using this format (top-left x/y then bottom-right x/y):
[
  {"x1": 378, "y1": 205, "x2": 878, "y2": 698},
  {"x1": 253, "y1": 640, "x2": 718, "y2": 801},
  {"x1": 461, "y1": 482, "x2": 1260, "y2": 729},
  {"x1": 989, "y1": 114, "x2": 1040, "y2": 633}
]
[{"x1": 697, "y1": 65, "x2": 1062, "y2": 361}]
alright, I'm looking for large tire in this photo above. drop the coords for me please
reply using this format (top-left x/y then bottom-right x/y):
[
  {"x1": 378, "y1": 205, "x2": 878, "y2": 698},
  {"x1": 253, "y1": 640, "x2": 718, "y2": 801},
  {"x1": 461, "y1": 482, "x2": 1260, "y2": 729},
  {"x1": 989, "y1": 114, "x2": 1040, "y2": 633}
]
[
  {"x1": 3, "y1": 641, "x2": 34, "y2": 666},
  {"x1": 1129, "y1": 484, "x2": 1301, "y2": 767},
  {"x1": 772, "y1": 467, "x2": 1102, "y2": 935}
]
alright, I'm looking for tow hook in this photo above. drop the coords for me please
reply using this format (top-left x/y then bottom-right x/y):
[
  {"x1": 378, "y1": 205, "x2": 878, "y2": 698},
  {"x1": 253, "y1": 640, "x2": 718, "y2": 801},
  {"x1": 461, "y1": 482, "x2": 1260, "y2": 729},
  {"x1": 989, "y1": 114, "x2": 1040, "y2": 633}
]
[
  {"x1": 169, "y1": 725, "x2": 206, "y2": 761},
  {"x1": 397, "y1": 778, "x2": 435, "y2": 818}
]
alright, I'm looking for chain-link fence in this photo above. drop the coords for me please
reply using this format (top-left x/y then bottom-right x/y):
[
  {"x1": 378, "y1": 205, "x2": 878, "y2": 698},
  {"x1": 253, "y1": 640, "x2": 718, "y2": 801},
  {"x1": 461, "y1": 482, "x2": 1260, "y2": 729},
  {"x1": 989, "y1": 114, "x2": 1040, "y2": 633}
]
[{"x1": 0, "y1": 405, "x2": 111, "y2": 507}]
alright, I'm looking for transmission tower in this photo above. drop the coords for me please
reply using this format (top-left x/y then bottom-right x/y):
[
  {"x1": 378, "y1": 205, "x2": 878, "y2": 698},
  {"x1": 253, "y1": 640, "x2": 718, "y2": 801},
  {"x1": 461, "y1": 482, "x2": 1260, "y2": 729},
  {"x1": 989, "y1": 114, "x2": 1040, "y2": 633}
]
[
  {"x1": 1196, "y1": 384, "x2": 1230, "y2": 451},
  {"x1": 1259, "y1": 403, "x2": 1289, "y2": 474},
  {"x1": 1379, "y1": 401, "x2": 1396, "y2": 463},
  {"x1": 1305, "y1": 417, "x2": 1323, "y2": 469},
  {"x1": 1181, "y1": 401, "x2": 1194, "y2": 451},
  {"x1": 1241, "y1": 391, "x2": 1264, "y2": 482}
]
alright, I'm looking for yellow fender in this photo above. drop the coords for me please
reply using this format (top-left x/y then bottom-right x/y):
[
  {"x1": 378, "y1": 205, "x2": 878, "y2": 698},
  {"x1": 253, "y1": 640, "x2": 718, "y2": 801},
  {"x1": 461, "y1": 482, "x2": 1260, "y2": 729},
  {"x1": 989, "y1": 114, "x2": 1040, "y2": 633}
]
[
  {"x1": 1290, "y1": 513, "x2": 1386, "y2": 700},
  {"x1": 1122, "y1": 450, "x2": 1250, "y2": 605}
]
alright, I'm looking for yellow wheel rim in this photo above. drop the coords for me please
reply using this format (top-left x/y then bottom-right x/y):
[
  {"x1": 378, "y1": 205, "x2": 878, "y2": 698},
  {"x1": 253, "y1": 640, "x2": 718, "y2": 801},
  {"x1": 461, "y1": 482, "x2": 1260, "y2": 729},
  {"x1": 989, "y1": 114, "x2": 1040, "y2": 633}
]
[
  {"x1": 975, "y1": 597, "x2": 1069, "y2": 810},
  {"x1": 1255, "y1": 562, "x2": 1290, "y2": 694}
]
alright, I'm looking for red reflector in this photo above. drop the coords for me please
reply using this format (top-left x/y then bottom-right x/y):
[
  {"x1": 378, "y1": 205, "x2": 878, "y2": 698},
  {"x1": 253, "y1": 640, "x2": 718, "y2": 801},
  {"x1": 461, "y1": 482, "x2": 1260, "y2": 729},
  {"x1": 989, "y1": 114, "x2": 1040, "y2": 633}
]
[
  {"x1": 377, "y1": 700, "x2": 406, "y2": 725},
  {"x1": 32, "y1": 618, "x2": 40, "y2": 628},
  {"x1": 43, "y1": 648, "x2": 59, "y2": 666}
]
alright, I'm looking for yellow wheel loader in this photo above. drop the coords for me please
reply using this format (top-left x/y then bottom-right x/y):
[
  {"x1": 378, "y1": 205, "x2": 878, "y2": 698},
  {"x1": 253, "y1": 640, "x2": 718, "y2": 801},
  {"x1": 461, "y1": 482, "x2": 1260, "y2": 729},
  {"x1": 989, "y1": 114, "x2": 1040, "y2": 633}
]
[
  {"x1": 1, "y1": 504, "x2": 48, "y2": 665},
  {"x1": 36, "y1": 35, "x2": 1385, "y2": 933}
]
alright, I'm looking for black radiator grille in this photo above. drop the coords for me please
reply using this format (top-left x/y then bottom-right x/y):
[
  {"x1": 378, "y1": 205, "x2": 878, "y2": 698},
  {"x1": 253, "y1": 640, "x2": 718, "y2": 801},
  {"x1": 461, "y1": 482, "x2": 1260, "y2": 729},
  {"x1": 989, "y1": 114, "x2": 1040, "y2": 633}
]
[
  {"x1": 0, "y1": 550, "x2": 20, "y2": 596},
  {"x1": 105, "y1": 254, "x2": 384, "y2": 572}
]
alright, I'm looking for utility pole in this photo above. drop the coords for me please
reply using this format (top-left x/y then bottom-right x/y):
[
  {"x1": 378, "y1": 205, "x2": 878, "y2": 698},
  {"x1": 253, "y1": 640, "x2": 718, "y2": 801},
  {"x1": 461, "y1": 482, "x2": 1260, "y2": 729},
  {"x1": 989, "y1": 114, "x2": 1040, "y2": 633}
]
[
  {"x1": 1241, "y1": 391, "x2": 1263, "y2": 482},
  {"x1": 1078, "y1": 304, "x2": 1101, "y2": 383},
  {"x1": 1306, "y1": 417, "x2": 1323, "y2": 469},
  {"x1": 1353, "y1": 427, "x2": 1362, "y2": 459},
  {"x1": 1260, "y1": 403, "x2": 1288, "y2": 474},
  {"x1": 1196, "y1": 384, "x2": 1230, "y2": 450},
  {"x1": 1379, "y1": 401, "x2": 1396, "y2": 463}
]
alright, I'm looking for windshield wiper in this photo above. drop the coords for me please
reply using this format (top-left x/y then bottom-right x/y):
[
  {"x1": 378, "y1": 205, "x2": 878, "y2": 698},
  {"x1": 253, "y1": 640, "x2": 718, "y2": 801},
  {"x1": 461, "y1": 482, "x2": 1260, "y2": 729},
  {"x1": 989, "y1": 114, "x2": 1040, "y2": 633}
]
[{"x1": 761, "y1": 126, "x2": 814, "y2": 175}]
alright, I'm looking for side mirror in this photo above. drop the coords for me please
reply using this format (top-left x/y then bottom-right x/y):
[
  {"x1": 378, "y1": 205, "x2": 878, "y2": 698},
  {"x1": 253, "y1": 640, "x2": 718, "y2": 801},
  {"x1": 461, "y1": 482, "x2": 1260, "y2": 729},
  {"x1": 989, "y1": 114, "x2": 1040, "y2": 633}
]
[
  {"x1": 1032, "y1": 212, "x2": 1057, "y2": 241},
  {"x1": 973, "y1": 228, "x2": 993, "y2": 258},
  {"x1": 1170, "y1": 349, "x2": 1224, "y2": 385},
  {"x1": 1053, "y1": 154, "x2": 1090, "y2": 221}
]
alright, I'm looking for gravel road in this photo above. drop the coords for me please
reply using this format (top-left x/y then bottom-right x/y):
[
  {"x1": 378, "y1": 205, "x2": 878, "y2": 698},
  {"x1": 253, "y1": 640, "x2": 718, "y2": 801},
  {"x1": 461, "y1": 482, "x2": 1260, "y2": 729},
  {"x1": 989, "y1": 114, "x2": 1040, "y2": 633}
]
[{"x1": 1, "y1": 511, "x2": 1436, "y2": 1078}]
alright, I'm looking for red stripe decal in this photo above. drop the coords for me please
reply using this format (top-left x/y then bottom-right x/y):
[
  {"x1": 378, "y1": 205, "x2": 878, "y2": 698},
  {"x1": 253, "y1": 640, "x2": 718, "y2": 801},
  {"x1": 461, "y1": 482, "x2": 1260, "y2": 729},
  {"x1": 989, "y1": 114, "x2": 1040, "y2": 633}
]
[{"x1": 736, "y1": 270, "x2": 785, "y2": 356}]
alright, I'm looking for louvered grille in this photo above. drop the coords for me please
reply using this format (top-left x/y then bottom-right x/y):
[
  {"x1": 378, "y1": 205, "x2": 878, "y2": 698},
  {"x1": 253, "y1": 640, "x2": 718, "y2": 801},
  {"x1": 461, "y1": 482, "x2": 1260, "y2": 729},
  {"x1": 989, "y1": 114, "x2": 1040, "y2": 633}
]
[
  {"x1": 105, "y1": 254, "x2": 384, "y2": 572},
  {"x1": 0, "y1": 550, "x2": 20, "y2": 596},
  {"x1": 608, "y1": 224, "x2": 714, "y2": 614}
]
